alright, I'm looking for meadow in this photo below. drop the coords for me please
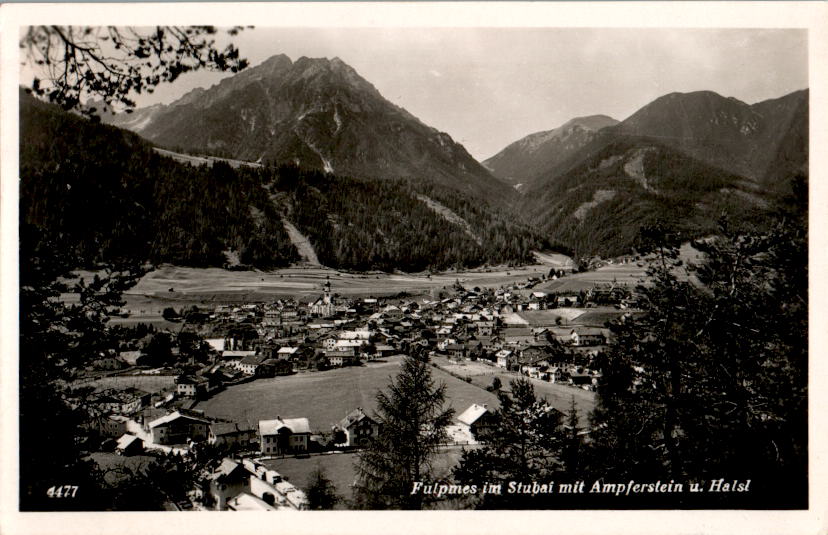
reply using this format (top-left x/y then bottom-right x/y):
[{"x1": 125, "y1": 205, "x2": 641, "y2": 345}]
[
  {"x1": 127, "y1": 262, "x2": 559, "y2": 303},
  {"x1": 431, "y1": 356, "x2": 596, "y2": 423},
  {"x1": 194, "y1": 356, "x2": 500, "y2": 432}
]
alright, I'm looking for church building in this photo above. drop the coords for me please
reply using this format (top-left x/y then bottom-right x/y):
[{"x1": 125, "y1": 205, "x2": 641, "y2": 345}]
[{"x1": 309, "y1": 279, "x2": 336, "y2": 317}]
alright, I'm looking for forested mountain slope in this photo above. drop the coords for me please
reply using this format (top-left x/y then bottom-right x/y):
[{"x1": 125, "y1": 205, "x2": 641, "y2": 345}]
[{"x1": 22, "y1": 90, "x2": 550, "y2": 272}]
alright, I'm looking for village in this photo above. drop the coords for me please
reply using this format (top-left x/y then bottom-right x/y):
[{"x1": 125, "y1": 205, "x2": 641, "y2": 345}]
[{"x1": 70, "y1": 270, "x2": 639, "y2": 510}]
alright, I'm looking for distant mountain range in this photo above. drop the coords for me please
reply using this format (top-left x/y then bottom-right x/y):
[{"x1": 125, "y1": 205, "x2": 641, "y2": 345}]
[
  {"x1": 99, "y1": 54, "x2": 513, "y2": 202},
  {"x1": 487, "y1": 89, "x2": 807, "y2": 189},
  {"x1": 483, "y1": 115, "x2": 619, "y2": 186},
  {"x1": 31, "y1": 52, "x2": 808, "y2": 266},
  {"x1": 485, "y1": 89, "x2": 808, "y2": 257},
  {"x1": 21, "y1": 89, "x2": 550, "y2": 272},
  {"x1": 612, "y1": 89, "x2": 808, "y2": 184}
]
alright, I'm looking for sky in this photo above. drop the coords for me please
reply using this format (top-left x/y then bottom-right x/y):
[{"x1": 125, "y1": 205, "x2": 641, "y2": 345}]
[{"x1": 47, "y1": 28, "x2": 811, "y2": 161}]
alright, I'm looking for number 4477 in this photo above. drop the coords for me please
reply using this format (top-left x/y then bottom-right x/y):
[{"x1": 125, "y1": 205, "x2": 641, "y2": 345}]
[{"x1": 47, "y1": 485, "x2": 78, "y2": 498}]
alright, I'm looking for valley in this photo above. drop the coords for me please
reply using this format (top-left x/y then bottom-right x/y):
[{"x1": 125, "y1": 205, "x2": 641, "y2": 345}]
[
  {"x1": 113, "y1": 254, "x2": 572, "y2": 323},
  {"x1": 102, "y1": 241, "x2": 704, "y2": 327},
  {"x1": 16, "y1": 30, "x2": 809, "y2": 513}
]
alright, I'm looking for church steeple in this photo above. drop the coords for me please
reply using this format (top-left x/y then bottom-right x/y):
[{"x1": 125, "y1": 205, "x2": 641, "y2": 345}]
[{"x1": 323, "y1": 277, "x2": 332, "y2": 304}]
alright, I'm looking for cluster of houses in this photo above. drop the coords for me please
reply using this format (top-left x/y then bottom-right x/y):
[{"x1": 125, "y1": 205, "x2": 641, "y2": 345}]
[
  {"x1": 100, "y1": 275, "x2": 629, "y2": 380},
  {"x1": 95, "y1": 392, "x2": 500, "y2": 453},
  {"x1": 206, "y1": 458, "x2": 309, "y2": 511},
  {"x1": 79, "y1": 278, "x2": 625, "y2": 452},
  {"x1": 90, "y1": 389, "x2": 387, "y2": 455},
  {"x1": 64, "y1": 272, "x2": 645, "y2": 511}
]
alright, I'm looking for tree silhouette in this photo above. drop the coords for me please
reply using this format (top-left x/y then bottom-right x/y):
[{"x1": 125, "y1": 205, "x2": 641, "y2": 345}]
[
  {"x1": 306, "y1": 467, "x2": 339, "y2": 510},
  {"x1": 21, "y1": 26, "x2": 249, "y2": 113},
  {"x1": 19, "y1": 223, "x2": 145, "y2": 510},
  {"x1": 586, "y1": 203, "x2": 808, "y2": 507},
  {"x1": 453, "y1": 378, "x2": 566, "y2": 509},
  {"x1": 353, "y1": 356, "x2": 454, "y2": 509}
]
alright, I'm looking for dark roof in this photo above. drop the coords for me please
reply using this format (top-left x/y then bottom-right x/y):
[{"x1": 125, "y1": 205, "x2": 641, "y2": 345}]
[
  {"x1": 240, "y1": 354, "x2": 266, "y2": 365},
  {"x1": 326, "y1": 349, "x2": 356, "y2": 357},
  {"x1": 572, "y1": 327, "x2": 604, "y2": 336},
  {"x1": 503, "y1": 328, "x2": 533, "y2": 337},
  {"x1": 210, "y1": 422, "x2": 254, "y2": 436},
  {"x1": 340, "y1": 408, "x2": 376, "y2": 429}
]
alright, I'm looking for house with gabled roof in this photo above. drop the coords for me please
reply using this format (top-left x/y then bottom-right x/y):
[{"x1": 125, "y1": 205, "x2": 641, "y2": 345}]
[
  {"x1": 570, "y1": 327, "x2": 606, "y2": 346},
  {"x1": 176, "y1": 375, "x2": 208, "y2": 398},
  {"x1": 336, "y1": 408, "x2": 380, "y2": 448},
  {"x1": 208, "y1": 458, "x2": 253, "y2": 510},
  {"x1": 259, "y1": 417, "x2": 311, "y2": 455},
  {"x1": 209, "y1": 422, "x2": 256, "y2": 449},
  {"x1": 237, "y1": 354, "x2": 269, "y2": 375},
  {"x1": 148, "y1": 410, "x2": 211, "y2": 445},
  {"x1": 115, "y1": 434, "x2": 144, "y2": 456},
  {"x1": 495, "y1": 349, "x2": 514, "y2": 369},
  {"x1": 457, "y1": 403, "x2": 496, "y2": 441},
  {"x1": 326, "y1": 348, "x2": 356, "y2": 367},
  {"x1": 446, "y1": 343, "x2": 466, "y2": 360}
]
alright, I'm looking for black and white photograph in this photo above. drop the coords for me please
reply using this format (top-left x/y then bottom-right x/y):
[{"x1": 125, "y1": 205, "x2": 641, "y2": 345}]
[{"x1": 0, "y1": 2, "x2": 825, "y2": 534}]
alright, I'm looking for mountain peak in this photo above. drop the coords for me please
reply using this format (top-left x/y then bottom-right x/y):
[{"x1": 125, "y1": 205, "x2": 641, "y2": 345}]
[
  {"x1": 100, "y1": 52, "x2": 510, "y2": 201},
  {"x1": 262, "y1": 53, "x2": 293, "y2": 65},
  {"x1": 560, "y1": 114, "x2": 619, "y2": 132},
  {"x1": 483, "y1": 114, "x2": 618, "y2": 184}
]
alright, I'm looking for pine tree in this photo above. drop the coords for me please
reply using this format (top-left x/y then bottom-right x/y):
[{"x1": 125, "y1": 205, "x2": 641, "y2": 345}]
[
  {"x1": 452, "y1": 378, "x2": 566, "y2": 509},
  {"x1": 562, "y1": 396, "x2": 581, "y2": 477},
  {"x1": 306, "y1": 467, "x2": 340, "y2": 510},
  {"x1": 19, "y1": 224, "x2": 145, "y2": 510},
  {"x1": 353, "y1": 356, "x2": 454, "y2": 509},
  {"x1": 586, "y1": 200, "x2": 808, "y2": 507}
]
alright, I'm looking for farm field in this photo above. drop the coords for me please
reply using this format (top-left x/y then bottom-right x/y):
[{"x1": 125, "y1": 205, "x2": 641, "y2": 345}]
[
  {"x1": 537, "y1": 242, "x2": 704, "y2": 293},
  {"x1": 195, "y1": 356, "x2": 500, "y2": 431},
  {"x1": 67, "y1": 249, "x2": 607, "y2": 324},
  {"x1": 259, "y1": 447, "x2": 471, "y2": 508},
  {"x1": 128, "y1": 262, "x2": 559, "y2": 301},
  {"x1": 517, "y1": 308, "x2": 586, "y2": 325},
  {"x1": 575, "y1": 309, "x2": 640, "y2": 326},
  {"x1": 538, "y1": 264, "x2": 647, "y2": 292},
  {"x1": 431, "y1": 356, "x2": 596, "y2": 423},
  {"x1": 513, "y1": 307, "x2": 629, "y2": 327}
]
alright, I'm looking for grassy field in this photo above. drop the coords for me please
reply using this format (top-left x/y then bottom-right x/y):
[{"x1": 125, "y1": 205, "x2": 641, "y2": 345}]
[
  {"x1": 538, "y1": 264, "x2": 648, "y2": 292},
  {"x1": 517, "y1": 308, "x2": 585, "y2": 325},
  {"x1": 575, "y1": 309, "x2": 638, "y2": 326},
  {"x1": 128, "y1": 262, "x2": 561, "y2": 301},
  {"x1": 195, "y1": 356, "x2": 500, "y2": 431},
  {"x1": 431, "y1": 356, "x2": 595, "y2": 423},
  {"x1": 537, "y1": 242, "x2": 704, "y2": 293}
]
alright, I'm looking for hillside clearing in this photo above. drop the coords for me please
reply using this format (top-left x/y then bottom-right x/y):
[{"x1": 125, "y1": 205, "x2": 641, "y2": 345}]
[
  {"x1": 415, "y1": 194, "x2": 482, "y2": 245},
  {"x1": 281, "y1": 217, "x2": 321, "y2": 266},
  {"x1": 154, "y1": 147, "x2": 262, "y2": 169}
]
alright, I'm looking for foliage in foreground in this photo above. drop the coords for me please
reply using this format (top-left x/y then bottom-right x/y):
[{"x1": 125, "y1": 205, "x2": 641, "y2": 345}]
[
  {"x1": 353, "y1": 356, "x2": 454, "y2": 509},
  {"x1": 585, "y1": 199, "x2": 807, "y2": 507}
]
